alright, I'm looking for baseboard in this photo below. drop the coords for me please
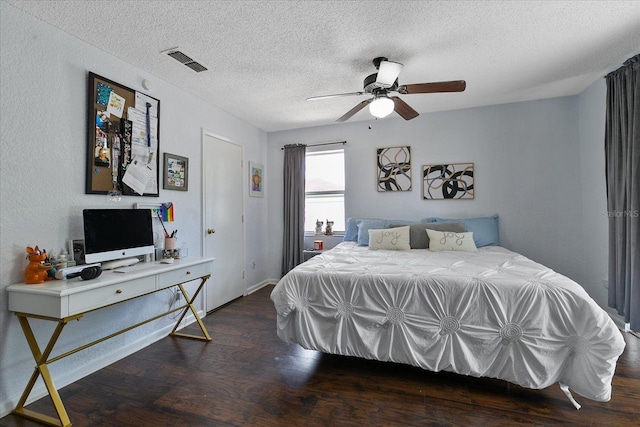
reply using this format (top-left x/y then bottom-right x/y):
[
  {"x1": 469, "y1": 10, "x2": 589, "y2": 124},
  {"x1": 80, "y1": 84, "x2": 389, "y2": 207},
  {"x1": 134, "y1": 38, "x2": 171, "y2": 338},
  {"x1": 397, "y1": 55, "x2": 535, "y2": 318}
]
[
  {"x1": 245, "y1": 279, "x2": 277, "y2": 295},
  {"x1": 0, "y1": 309, "x2": 204, "y2": 418}
]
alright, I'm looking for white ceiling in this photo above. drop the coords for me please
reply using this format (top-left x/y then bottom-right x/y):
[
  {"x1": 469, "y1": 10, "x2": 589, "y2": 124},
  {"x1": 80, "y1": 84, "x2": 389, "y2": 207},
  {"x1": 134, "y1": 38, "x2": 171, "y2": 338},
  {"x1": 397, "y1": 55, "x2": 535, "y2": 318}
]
[{"x1": 6, "y1": 0, "x2": 640, "y2": 132}]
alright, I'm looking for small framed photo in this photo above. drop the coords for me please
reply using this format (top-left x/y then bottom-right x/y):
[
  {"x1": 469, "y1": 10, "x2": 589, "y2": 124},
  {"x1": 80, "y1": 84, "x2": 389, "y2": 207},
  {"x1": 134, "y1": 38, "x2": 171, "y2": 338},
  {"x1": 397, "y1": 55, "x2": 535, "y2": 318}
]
[
  {"x1": 249, "y1": 161, "x2": 264, "y2": 197},
  {"x1": 163, "y1": 153, "x2": 189, "y2": 191}
]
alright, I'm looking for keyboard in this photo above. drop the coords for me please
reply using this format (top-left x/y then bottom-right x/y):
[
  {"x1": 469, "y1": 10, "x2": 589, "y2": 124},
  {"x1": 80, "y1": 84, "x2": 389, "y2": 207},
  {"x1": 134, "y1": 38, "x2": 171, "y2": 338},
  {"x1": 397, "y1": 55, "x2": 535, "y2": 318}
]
[{"x1": 113, "y1": 263, "x2": 157, "y2": 273}]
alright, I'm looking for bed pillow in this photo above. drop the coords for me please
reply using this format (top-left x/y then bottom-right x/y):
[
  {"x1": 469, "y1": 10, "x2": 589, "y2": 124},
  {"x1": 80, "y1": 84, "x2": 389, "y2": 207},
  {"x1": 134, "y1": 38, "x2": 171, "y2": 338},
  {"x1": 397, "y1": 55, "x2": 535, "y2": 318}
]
[
  {"x1": 356, "y1": 219, "x2": 386, "y2": 246},
  {"x1": 382, "y1": 219, "x2": 419, "y2": 228},
  {"x1": 423, "y1": 214, "x2": 499, "y2": 247},
  {"x1": 389, "y1": 222, "x2": 466, "y2": 249},
  {"x1": 344, "y1": 217, "x2": 384, "y2": 241},
  {"x1": 368, "y1": 226, "x2": 411, "y2": 251},
  {"x1": 426, "y1": 229, "x2": 478, "y2": 252}
]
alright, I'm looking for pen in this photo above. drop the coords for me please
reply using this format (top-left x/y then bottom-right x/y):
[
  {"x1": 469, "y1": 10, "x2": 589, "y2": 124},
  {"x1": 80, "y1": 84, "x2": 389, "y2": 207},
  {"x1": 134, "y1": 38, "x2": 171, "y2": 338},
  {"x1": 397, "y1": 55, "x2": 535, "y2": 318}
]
[
  {"x1": 145, "y1": 102, "x2": 151, "y2": 147},
  {"x1": 157, "y1": 211, "x2": 169, "y2": 237}
]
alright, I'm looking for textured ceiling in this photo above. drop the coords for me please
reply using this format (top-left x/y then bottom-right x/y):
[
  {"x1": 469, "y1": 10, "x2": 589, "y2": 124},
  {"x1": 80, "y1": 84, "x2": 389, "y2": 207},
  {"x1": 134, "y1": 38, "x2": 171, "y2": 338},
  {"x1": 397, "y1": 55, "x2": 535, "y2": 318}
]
[{"x1": 5, "y1": 0, "x2": 640, "y2": 132}]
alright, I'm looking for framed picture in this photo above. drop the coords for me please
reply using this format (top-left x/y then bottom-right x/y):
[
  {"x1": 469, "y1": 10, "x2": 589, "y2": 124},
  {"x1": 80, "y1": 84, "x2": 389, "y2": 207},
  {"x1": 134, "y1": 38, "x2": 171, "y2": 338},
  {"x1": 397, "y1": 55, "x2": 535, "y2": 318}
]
[
  {"x1": 86, "y1": 72, "x2": 160, "y2": 196},
  {"x1": 249, "y1": 161, "x2": 264, "y2": 197},
  {"x1": 422, "y1": 163, "x2": 474, "y2": 200},
  {"x1": 163, "y1": 153, "x2": 189, "y2": 191},
  {"x1": 377, "y1": 146, "x2": 412, "y2": 191}
]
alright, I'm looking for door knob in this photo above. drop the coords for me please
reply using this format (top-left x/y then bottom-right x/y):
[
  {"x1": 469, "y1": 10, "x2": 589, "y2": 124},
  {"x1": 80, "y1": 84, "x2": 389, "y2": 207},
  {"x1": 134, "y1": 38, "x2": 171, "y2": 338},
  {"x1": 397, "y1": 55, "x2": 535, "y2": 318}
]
[{"x1": 207, "y1": 228, "x2": 216, "y2": 235}]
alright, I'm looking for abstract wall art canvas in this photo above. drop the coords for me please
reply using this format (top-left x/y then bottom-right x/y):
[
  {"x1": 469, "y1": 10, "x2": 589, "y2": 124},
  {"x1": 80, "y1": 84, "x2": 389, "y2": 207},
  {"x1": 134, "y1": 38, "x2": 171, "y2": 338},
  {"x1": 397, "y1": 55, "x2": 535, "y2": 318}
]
[
  {"x1": 377, "y1": 146, "x2": 412, "y2": 192},
  {"x1": 422, "y1": 163, "x2": 474, "y2": 200}
]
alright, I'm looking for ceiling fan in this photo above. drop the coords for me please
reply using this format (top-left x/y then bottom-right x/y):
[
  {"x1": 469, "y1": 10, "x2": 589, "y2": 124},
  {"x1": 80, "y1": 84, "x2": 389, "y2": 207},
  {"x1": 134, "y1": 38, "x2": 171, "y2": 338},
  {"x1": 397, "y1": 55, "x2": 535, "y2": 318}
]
[{"x1": 307, "y1": 57, "x2": 466, "y2": 122}]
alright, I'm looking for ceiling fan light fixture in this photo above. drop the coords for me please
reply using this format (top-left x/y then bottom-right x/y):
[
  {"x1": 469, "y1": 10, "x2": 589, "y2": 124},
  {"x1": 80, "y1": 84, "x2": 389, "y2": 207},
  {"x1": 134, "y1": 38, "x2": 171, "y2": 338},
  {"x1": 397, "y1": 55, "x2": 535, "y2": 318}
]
[
  {"x1": 375, "y1": 60, "x2": 403, "y2": 87},
  {"x1": 369, "y1": 96, "x2": 394, "y2": 118}
]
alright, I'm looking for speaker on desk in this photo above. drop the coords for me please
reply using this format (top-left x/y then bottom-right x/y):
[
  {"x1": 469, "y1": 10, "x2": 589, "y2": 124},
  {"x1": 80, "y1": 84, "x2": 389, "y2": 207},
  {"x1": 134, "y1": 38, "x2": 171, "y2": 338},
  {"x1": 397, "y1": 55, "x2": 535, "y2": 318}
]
[{"x1": 72, "y1": 239, "x2": 85, "y2": 265}]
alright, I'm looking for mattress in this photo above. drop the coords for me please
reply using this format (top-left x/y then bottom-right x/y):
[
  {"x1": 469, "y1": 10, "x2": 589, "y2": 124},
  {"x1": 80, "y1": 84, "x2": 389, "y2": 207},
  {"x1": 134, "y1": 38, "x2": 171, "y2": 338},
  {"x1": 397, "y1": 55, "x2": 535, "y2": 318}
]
[{"x1": 271, "y1": 242, "x2": 626, "y2": 406}]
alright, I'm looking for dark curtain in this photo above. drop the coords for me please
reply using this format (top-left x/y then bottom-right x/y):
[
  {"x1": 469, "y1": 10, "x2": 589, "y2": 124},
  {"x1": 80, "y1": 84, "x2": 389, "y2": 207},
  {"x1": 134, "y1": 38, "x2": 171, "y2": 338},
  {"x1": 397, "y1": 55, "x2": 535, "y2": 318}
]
[
  {"x1": 605, "y1": 54, "x2": 640, "y2": 331},
  {"x1": 282, "y1": 144, "x2": 306, "y2": 276}
]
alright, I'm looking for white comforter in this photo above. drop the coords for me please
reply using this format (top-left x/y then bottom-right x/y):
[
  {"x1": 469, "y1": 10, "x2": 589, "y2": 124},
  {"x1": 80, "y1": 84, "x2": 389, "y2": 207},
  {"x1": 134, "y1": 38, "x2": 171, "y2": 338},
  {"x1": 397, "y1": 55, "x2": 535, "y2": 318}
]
[{"x1": 271, "y1": 242, "x2": 625, "y2": 403}]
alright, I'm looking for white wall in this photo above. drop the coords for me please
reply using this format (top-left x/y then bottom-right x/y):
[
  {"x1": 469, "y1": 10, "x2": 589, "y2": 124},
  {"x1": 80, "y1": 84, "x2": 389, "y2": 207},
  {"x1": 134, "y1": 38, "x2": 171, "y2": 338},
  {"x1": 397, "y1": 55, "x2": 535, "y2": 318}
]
[
  {"x1": 577, "y1": 78, "x2": 611, "y2": 312},
  {"x1": 267, "y1": 97, "x2": 587, "y2": 288},
  {"x1": 0, "y1": 2, "x2": 268, "y2": 415}
]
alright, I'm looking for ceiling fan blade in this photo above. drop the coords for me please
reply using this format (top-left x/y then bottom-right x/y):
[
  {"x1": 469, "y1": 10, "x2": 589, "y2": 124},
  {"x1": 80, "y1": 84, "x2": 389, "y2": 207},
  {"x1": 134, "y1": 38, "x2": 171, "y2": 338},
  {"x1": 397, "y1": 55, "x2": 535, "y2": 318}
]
[
  {"x1": 336, "y1": 99, "x2": 373, "y2": 122},
  {"x1": 376, "y1": 60, "x2": 403, "y2": 87},
  {"x1": 397, "y1": 80, "x2": 466, "y2": 95},
  {"x1": 307, "y1": 92, "x2": 365, "y2": 101},
  {"x1": 391, "y1": 97, "x2": 419, "y2": 120}
]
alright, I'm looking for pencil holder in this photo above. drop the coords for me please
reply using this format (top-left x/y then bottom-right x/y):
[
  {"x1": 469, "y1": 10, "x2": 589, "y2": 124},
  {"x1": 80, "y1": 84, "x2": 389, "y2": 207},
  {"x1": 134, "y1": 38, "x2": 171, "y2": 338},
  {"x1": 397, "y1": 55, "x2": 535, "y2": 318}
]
[{"x1": 165, "y1": 237, "x2": 177, "y2": 250}]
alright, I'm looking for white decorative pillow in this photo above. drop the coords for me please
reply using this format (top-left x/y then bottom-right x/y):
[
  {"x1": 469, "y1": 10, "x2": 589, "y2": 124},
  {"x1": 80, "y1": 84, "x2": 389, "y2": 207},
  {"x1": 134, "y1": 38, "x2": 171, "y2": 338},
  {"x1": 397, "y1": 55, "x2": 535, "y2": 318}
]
[
  {"x1": 368, "y1": 226, "x2": 411, "y2": 251},
  {"x1": 426, "y1": 229, "x2": 478, "y2": 252}
]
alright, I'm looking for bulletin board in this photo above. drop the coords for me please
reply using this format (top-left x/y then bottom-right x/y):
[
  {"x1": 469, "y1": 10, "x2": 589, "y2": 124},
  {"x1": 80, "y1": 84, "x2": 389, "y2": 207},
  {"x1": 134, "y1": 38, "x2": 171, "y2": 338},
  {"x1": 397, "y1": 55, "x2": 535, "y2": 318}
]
[{"x1": 86, "y1": 72, "x2": 160, "y2": 196}]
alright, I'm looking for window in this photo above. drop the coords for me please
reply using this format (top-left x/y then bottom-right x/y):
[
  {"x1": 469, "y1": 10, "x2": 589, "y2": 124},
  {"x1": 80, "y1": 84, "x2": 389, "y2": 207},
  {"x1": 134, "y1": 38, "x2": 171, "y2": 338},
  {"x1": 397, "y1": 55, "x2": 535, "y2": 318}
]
[{"x1": 305, "y1": 148, "x2": 345, "y2": 233}]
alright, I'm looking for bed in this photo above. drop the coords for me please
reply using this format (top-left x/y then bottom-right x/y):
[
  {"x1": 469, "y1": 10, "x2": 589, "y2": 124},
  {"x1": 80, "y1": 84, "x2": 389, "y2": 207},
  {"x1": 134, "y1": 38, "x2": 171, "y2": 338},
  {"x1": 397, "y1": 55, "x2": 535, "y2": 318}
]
[{"x1": 270, "y1": 219, "x2": 626, "y2": 408}]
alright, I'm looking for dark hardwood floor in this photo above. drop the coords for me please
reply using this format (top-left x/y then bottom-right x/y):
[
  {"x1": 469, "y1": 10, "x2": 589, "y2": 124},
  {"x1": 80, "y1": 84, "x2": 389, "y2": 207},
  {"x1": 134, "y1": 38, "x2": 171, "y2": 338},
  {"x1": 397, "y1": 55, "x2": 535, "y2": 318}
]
[{"x1": 2, "y1": 285, "x2": 638, "y2": 427}]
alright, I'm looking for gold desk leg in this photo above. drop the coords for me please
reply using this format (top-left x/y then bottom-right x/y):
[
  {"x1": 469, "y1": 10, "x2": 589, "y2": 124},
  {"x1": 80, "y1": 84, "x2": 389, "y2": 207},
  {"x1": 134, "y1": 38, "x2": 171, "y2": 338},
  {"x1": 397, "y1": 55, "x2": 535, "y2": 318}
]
[
  {"x1": 13, "y1": 314, "x2": 76, "y2": 427},
  {"x1": 170, "y1": 275, "x2": 212, "y2": 341}
]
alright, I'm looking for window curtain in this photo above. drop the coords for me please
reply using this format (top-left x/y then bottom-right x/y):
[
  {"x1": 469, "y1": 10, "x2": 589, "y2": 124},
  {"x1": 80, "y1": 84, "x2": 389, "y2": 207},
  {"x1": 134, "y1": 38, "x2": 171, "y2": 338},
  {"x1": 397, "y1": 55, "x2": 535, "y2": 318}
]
[
  {"x1": 605, "y1": 54, "x2": 640, "y2": 331},
  {"x1": 282, "y1": 144, "x2": 306, "y2": 276}
]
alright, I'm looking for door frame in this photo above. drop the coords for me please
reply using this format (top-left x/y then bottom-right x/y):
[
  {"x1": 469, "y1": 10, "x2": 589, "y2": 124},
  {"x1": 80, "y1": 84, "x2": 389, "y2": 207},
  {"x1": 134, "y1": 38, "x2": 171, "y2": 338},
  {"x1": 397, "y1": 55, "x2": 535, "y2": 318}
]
[{"x1": 201, "y1": 128, "x2": 247, "y2": 311}]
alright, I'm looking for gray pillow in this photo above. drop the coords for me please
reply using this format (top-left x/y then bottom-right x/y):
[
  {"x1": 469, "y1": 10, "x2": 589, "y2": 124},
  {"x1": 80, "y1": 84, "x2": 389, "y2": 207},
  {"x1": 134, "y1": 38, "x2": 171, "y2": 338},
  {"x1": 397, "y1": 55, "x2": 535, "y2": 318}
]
[{"x1": 389, "y1": 223, "x2": 466, "y2": 249}]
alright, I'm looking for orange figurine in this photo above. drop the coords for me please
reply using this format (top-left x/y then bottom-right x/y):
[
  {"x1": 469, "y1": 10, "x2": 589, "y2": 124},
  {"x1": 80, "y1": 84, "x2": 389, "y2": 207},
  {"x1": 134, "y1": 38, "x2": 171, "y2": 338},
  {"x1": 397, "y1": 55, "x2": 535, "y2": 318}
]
[{"x1": 24, "y1": 246, "x2": 52, "y2": 284}]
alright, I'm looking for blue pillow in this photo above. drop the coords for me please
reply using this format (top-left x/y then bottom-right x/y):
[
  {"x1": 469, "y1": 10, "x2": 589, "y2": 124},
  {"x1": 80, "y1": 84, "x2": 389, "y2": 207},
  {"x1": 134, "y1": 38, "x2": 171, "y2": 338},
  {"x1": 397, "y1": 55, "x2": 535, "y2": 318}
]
[
  {"x1": 357, "y1": 219, "x2": 386, "y2": 246},
  {"x1": 423, "y1": 215, "x2": 499, "y2": 247},
  {"x1": 344, "y1": 217, "x2": 383, "y2": 241}
]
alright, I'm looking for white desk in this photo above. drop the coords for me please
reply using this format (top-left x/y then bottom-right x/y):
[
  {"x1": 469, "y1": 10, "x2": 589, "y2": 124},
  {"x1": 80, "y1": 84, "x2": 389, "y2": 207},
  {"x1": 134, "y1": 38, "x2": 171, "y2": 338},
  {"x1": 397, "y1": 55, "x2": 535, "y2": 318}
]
[{"x1": 7, "y1": 257, "x2": 214, "y2": 427}]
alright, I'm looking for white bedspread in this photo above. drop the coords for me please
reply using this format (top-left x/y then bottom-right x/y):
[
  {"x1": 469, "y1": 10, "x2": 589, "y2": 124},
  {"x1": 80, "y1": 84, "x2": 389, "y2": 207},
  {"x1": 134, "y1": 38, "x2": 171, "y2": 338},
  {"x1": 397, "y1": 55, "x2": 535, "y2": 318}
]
[{"x1": 271, "y1": 242, "x2": 626, "y2": 403}]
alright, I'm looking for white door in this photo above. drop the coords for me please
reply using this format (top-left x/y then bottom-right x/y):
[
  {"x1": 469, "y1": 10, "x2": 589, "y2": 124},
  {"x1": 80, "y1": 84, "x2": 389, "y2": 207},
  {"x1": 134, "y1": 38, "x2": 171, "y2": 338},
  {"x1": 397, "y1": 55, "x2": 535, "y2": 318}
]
[{"x1": 202, "y1": 132, "x2": 245, "y2": 311}]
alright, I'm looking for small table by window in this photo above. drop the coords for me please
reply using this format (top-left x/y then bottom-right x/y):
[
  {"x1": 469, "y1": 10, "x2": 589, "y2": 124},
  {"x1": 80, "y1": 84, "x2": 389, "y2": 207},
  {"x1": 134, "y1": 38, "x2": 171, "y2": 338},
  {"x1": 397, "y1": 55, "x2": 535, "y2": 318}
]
[{"x1": 303, "y1": 249, "x2": 324, "y2": 261}]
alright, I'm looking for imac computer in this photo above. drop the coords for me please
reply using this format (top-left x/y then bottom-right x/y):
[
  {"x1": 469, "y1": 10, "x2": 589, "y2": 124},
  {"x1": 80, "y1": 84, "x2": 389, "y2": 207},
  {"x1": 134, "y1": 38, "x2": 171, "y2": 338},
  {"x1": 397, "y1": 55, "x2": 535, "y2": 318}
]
[{"x1": 83, "y1": 209, "x2": 154, "y2": 269}]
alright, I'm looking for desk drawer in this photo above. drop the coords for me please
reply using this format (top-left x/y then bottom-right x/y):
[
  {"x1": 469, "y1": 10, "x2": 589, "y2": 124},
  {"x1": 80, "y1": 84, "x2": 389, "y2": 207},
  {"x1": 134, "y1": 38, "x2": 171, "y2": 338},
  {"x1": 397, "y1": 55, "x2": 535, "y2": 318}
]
[
  {"x1": 68, "y1": 276, "x2": 156, "y2": 315},
  {"x1": 157, "y1": 263, "x2": 211, "y2": 289}
]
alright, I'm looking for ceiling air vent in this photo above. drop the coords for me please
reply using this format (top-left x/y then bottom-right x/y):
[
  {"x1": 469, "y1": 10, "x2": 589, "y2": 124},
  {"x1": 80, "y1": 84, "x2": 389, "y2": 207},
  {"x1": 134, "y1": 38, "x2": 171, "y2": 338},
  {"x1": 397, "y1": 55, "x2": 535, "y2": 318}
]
[
  {"x1": 184, "y1": 62, "x2": 208, "y2": 73},
  {"x1": 163, "y1": 48, "x2": 208, "y2": 73}
]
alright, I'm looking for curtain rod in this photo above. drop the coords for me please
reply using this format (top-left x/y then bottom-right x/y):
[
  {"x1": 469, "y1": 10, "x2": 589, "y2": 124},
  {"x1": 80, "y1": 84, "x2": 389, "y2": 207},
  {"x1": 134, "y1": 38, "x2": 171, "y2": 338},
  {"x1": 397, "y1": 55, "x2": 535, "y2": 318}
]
[{"x1": 281, "y1": 141, "x2": 347, "y2": 150}]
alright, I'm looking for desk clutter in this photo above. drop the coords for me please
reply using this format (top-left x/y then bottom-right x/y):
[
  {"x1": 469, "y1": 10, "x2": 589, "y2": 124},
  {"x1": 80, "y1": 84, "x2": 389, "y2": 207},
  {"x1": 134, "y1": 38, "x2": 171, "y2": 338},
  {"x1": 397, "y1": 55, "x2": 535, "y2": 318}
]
[
  {"x1": 154, "y1": 233, "x2": 186, "y2": 260},
  {"x1": 24, "y1": 245, "x2": 75, "y2": 284},
  {"x1": 161, "y1": 248, "x2": 183, "y2": 259},
  {"x1": 154, "y1": 207, "x2": 185, "y2": 259},
  {"x1": 23, "y1": 243, "x2": 191, "y2": 284},
  {"x1": 24, "y1": 246, "x2": 106, "y2": 284},
  {"x1": 55, "y1": 263, "x2": 102, "y2": 280},
  {"x1": 23, "y1": 204, "x2": 188, "y2": 284}
]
